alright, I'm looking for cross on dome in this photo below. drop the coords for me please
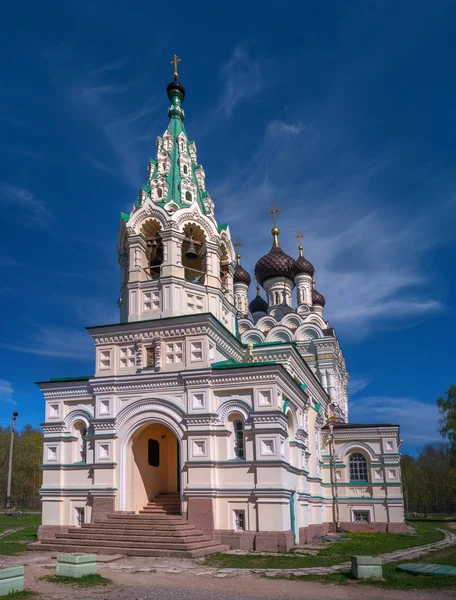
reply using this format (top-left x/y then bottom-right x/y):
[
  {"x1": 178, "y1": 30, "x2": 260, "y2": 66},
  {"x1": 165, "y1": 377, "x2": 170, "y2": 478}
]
[{"x1": 170, "y1": 54, "x2": 181, "y2": 80}]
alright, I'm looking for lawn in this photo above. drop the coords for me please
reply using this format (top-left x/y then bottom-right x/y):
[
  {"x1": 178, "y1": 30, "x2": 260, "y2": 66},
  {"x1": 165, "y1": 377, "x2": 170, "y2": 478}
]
[
  {"x1": 277, "y1": 543, "x2": 456, "y2": 590},
  {"x1": 42, "y1": 574, "x2": 112, "y2": 587},
  {"x1": 0, "y1": 514, "x2": 41, "y2": 556},
  {"x1": 204, "y1": 522, "x2": 447, "y2": 569}
]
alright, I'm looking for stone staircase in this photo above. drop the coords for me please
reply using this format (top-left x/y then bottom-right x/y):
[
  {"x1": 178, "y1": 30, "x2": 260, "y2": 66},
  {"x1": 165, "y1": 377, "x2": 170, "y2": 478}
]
[{"x1": 28, "y1": 494, "x2": 228, "y2": 558}]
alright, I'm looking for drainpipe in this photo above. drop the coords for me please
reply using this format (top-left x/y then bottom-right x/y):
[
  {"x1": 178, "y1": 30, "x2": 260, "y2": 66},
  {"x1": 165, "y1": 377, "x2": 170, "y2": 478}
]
[{"x1": 326, "y1": 402, "x2": 341, "y2": 532}]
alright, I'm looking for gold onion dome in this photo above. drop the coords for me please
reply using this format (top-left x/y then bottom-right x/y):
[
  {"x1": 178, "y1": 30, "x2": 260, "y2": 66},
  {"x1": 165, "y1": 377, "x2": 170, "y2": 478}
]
[
  {"x1": 254, "y1": 227, "x2": 298, "y2": 286},
  {"x1": 295, "y1": 244, "x2": 315, "y2": 277},
  {"x1": 249, "y1": 284, "x2": 268, "y2": 314},
  {"x1": 233, "y1": 254, "x2": 251, "y2": 286},
  {"x1": 311, "y1": 278, "x2": 326, "y2": 307}
]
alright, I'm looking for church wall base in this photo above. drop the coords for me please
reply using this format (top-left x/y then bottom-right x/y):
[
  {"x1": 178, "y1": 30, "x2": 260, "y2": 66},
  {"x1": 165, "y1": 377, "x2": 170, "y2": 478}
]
[
  {"x1": 216, "y1": 530, "x2": 294, "y2": 552},
  {"x1": 338, "y1": 521, "x2": 408, "y2": 534},
  {"x1": 186, "y1": 497, "x2": 215, "y2": 537},
  {"x1": 299, "y1": 523, "x2": 330, "y2": 544},
  {"x1": 37, "y1": 525, "x2": 70, "y2": 540},
  {"x1": 91, "y1": 497, "x2": 115, "y2": 523}
]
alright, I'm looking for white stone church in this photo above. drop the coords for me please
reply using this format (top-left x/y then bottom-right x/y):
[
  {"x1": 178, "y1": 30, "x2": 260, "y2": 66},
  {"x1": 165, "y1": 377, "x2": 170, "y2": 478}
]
[{"x1": 32, "y1": 70, "x2": 406, "y2": 557}]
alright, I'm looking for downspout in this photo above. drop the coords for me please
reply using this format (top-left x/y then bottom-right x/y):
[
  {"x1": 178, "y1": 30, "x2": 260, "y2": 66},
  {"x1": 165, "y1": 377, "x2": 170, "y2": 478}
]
[{"x1": 326, "y1": 401, "x2": 341, "y2": 532}]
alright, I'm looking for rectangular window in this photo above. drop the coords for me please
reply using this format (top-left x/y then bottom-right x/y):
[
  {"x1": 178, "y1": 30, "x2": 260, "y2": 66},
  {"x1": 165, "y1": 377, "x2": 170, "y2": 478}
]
[
  {"x1": 234, "y1": 510, "x2": 246, "y2": 531},
  {"x1": 353, "y1": 510, "x2": 370, "y2": 523},
  {"x1": 146, "y1": 346, "x2": 155, "y2": 368},
  {"x1": 148, "y1": 439, "x2": 160, "y2": 467}
]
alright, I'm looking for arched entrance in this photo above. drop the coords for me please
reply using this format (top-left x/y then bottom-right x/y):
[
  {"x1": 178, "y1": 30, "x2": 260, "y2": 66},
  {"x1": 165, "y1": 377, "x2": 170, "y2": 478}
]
[{"x1": 124, "y1": 422, "x2": 180, "y2": 513}]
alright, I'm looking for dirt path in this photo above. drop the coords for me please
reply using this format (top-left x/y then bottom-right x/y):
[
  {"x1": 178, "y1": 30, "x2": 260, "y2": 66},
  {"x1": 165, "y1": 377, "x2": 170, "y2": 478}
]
[{"x1": 22, "y1": 565, "x2": 456, "y2": 600}]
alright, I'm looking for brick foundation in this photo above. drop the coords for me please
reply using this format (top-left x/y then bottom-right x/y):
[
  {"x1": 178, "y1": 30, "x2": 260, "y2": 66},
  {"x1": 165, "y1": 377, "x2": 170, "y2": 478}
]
[
  {"x1": 91, "y1": 497, "x2": 115, "y2": 522},
  {"x1": 298, "y1": 523, "x2": 330, "y2": 544},
  {"x1": 37, "y1": 525, "x2": 69, "y2": 540},
  {"x1": 186, "y1": 497, "x2": 215, "y2": 537},
  {"x1": 218, "y1": 531, "x2": 256, "y2": 550},
  {"x1": 339, "y1": 521, "x2": 408, "y2": 534},
  {"x1": 254, "y1": 530, "x2": 295, "y2": 552}
]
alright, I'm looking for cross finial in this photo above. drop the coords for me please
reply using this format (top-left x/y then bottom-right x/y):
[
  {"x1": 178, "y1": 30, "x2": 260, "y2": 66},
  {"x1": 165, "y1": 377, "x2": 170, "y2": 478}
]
[
  {"x1": 233, "y1": 239, "x2": 243, "y2": 250},
  {"x1": 170, "y1": 54, "x2": 181, "y2": 80},
  {"x1": 266, "y1": 201, "x2": 282, "y2": 226},
  {"x1": 295, "y1": 229, "x2": 305, "y2": 242}
]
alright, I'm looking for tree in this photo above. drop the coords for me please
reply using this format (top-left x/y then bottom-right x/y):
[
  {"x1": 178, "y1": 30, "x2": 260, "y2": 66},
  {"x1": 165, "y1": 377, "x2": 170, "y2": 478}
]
[{"x1": 437, "y1": 384, "x2": 456, "y2": 465}]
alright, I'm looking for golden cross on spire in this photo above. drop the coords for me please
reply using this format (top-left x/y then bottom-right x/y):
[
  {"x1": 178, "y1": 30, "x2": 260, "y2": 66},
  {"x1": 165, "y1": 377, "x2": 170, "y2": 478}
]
[
  {"x1": 233, "y1": 239, "x2": 243, "y2": 250},
  {"x1": 295, "y1": 229, "x2": 305, "y2": 242},
  {"x1": 170, "y1": 54, "x2": 181, "y2": 80},
  {"x1": 267, "y1": 201, "x2": 282, "y2": 226}
]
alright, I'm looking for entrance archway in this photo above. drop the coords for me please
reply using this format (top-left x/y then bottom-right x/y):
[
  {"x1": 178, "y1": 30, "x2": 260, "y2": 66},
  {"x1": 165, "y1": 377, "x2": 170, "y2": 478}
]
[{"x1": 125, "y1": 422, "x2": 179, "y2": 513}]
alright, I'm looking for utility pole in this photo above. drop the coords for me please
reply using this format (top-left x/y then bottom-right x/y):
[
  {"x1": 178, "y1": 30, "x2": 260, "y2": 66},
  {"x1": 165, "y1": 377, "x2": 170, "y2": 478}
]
[{"x1": 6, "y1": 411, "x2": 19, "y2": 515}]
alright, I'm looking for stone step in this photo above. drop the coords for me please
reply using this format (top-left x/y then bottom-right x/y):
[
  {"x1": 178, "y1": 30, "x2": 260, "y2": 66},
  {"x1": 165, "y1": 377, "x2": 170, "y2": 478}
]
[
  {"x1": 139, "y1": 510, "x2": 181, "y2": 515},
  {"x1": 72, "y1": 524, "x2": 201, "y2": 535},
  {"x1": 106, "y1": 514, "x2": 184, "y2": 522},
  {"x1": 86, "y1": 522, "x2": 197, "y2": 532},
  {"x1": 58, "y1": 532, "x2": 212, "y2": 544},
  {"x1": 28, "y1": 541, "x2": 229, "y2": 558},
  {"x1": 39, "y1": 537, "x2": 221, "y2": 551}
]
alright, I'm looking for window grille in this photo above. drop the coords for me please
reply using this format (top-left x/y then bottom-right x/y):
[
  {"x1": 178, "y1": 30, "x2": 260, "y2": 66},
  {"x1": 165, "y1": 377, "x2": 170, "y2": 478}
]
[
  {"x1": 353, "y1": 510, "x2": 370, "y2": 523},
  {"x1": 234, "y1": 510, "x2": 245, "y2": 531},
  {"x1": 75, "y1": 507, "x2": 85, "y2": 527},
  {"x1": 234, "y1": 420, "x2": 245, "y2": 460},
  {"x1": 349, "y1": 453, "x2": 368, "y2": 482}
]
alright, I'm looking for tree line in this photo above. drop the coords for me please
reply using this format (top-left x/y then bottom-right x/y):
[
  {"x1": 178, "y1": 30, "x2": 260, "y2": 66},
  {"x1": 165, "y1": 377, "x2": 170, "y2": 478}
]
[
  {"x1": 401, "y1": 384, "x2": 456, "y2": 515},
  {"x1": 0, "y1": 424, "x2": 42, "y2": 508}
]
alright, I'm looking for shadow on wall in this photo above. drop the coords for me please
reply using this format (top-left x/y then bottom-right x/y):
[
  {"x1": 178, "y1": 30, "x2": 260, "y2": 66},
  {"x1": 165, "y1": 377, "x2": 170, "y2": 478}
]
[{"x1": 128, "y1": 423, "x2": 178, "y2": 512}]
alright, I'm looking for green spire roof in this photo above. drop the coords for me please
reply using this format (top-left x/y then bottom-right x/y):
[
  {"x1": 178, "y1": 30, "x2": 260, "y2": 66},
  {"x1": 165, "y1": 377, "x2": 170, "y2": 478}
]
[{"x1": 136, "y1": 80, "x2": 213, "y2": 216}]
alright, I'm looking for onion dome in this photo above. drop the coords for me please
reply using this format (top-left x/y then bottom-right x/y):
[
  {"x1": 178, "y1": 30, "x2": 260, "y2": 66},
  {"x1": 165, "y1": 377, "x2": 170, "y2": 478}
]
[
  {"x1": 254, "y1": 227, "x2": 298, "y2": 285},
  {"x1": 312, "y1": 279, "x2": 326, "y2": 307},
  {"x1": 295, "y1": 244, "x2": 315, "y2": 277},
  {"x1": 233, "y1": 254, "x2": 251, "y2": 286},
  {"x1": 249, "y1": 285, "x2": 268, "y2": 314}
]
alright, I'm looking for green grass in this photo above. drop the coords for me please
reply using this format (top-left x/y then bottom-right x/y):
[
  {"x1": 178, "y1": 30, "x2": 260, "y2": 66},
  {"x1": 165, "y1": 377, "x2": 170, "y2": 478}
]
[
  {"x1": 0, "y1": 514, "x2": 41, "y2": 556},
  {"x1": 273, "y1": 544, "x2": 456, "y2": 590},
  {"x1": 41, "y1": 574, "x2": 112, "y2": 587},
  {"x1": 204, "y1": 522, "x2": 447, "y2": 570},
  {"x1": 1, "y1": 592, "x2": 38, "y2": 599}
]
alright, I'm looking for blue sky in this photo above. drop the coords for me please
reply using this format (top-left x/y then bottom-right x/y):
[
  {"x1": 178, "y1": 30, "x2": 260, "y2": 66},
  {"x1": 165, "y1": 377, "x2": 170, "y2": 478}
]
[{"x1": 1, "y1": 1, "x2": 454, "y2": 454}]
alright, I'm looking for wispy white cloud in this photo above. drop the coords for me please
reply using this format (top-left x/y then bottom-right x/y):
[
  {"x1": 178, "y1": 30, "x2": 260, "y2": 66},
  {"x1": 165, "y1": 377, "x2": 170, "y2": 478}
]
[
  {"x1": 218, "y1": 45, "x2": 265, "y2": 117},
  {"x1": 0, "y1": 379, "x2": 16, "y2": 406},
  {"x1": 68, "y1": 66, "x2": 161, "y2": 188},
  {"x1": 349, "y1": 378, "x2": 371, "y2": 395},
  {"x1": 267, "y1": 120, "x2": 307, "y2": 137},
  {"x1": 0, "y1": 183, "x2": 49, "y2": 226},
  {"x1": 1, "y1": 324, "x2": 94, "y2": 360},
  {"x1": 350, "y1": 395, "x2": 440, "y2": 450},
  {"x1": 0, "y1": 257, "x2": 25, "y2": 268}
]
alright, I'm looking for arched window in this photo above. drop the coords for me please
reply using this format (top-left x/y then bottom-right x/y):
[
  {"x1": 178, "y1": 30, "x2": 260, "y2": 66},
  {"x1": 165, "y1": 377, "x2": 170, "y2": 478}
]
[
  {"x1": 157, "y1": 187, "x2": 163, "y2": 198},
  {"x1": 183, "y1": 165, "x2": 188, "y2": 175},
  {"x1": 185, "y1": 191, "x2": 192, "y2": 203},
  {"x1": 234, "y1": 420, "x2": 245, "y2": 459},
  {"x1": 349, "y1": 453, "x2": 368, "y2": 482}
]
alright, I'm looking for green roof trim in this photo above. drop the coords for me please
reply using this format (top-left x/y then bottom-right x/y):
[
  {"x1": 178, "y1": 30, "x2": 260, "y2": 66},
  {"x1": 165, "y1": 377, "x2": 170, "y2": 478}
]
[
  {"x1": 211, "y1": 361, "x2": 277, "y2": 370},
  {"x1": 313, "y1": 402, "x2": 321, "y2": 413},
  {"x1": 300, "y1": 383, "x2": 307, "y2": 391},
  {"x1": 218, "y1": 224, "x2": 228, "y2": 232},
  {"x1": 40, "y1": 376, "x2": 92, "y2": 383},
  {"x1": 282, "y1": 399, "x2": 290, "y2": 414},
  {"x1": 120, "y1": 212, "x2": 130, "y2": 223}
]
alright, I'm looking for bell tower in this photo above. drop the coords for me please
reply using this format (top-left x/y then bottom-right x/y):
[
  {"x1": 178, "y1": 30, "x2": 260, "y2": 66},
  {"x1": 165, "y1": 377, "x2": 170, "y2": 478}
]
[{"x1": 117, "y1": 58, "x2": 237, "y2": 334}]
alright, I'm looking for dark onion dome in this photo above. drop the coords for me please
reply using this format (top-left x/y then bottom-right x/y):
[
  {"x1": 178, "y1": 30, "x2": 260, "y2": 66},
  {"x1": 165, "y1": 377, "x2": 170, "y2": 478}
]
[
  {"x1": 295, "y1": 244, "x2": 315, "y2": 277},
  {"x1": 311, "y1": 279, "x2": 326, "y2": 307},
  {"x1": 254, "y1": 227, "x2": 298, "y2": 285},
  {"x1": 249, "y1": 285, "x2": 268, "y2": 313},
  {"x1": 167, "y1": 80, "x2": 185, "y2": 101},
  {"x1": 233, "y1": 254, "x2": 251, "y2": 286}
]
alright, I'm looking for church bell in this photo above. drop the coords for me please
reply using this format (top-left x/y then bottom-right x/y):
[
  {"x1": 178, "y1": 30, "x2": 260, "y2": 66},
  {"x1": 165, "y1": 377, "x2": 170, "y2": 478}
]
[{"x1": 185, "y1": 236, "x2": 198, "y2": 260}]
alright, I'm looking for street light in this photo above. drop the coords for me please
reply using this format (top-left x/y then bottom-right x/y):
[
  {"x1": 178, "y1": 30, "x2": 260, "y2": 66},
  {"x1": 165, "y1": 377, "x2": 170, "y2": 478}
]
[{"x1": 6, "y1": 411, "x2": 18, "y2": 515}]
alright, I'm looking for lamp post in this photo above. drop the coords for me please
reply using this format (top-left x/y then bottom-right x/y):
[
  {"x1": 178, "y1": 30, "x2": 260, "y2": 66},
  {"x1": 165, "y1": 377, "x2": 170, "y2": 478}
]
[{"x1": 6, "y1": 411, "x2": 18, "y2": 515}]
